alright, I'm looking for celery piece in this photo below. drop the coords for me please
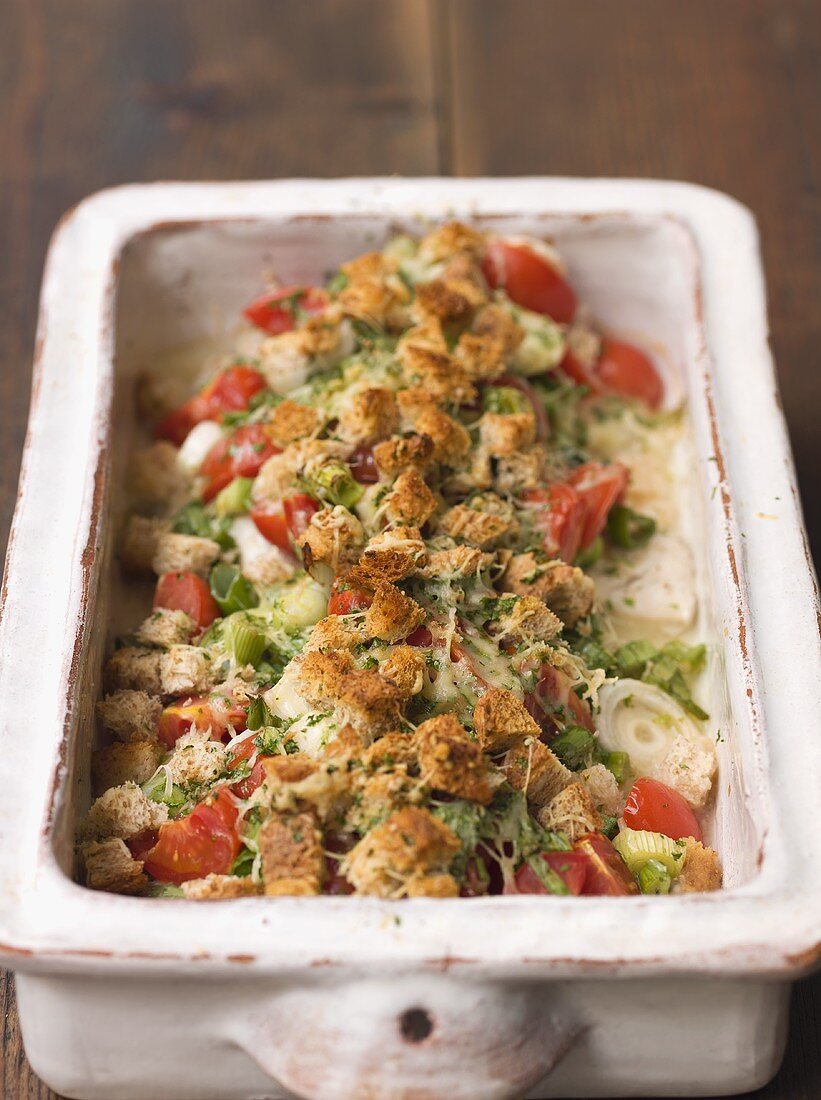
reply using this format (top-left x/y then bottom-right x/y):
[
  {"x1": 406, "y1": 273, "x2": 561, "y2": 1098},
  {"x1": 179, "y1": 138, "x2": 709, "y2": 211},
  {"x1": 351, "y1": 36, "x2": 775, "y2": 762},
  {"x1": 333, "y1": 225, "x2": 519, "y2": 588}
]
[
  {"x1": 613, "y1": 828, "x2": 686, "y2": 878},
  {"x1": 172, "y1": 500, "x2": 235, "y2": 549},
  {"x1": 613, "y1": 639, "x2": 658, "y2": 679},
  {"x1": 575, "y1": 536, "x2": 603, "y2": 570},
  {"x1": 210, "y1": 563, "x2": 259, "y2": 615},
  {"x1": 303, "y1": 460, "x2": 363, "y2": 509},
  {"x1": 604, "y1": 750, "x2": 631, "y2": 785},
  {"x1": 638, "y1": 858, "x2": 672, "y2": 894},
  {"x1": 245, "y1": 696, "x2": 275, "y2": 731},
  {"x1": 660, "y1": 640, "x2": 707, "y2": 675},
  {"x1": 576, "y1": 638, "x2": 615, "y2": 674},
  {"x1": 550, "y1": 725, "x2": 597, "y2": 771},
  {"x1": 607, "y1": 504, "x2": 657, "y2": 549},
  {"x1": 481, "y1": 386, "x2": 529, "y2": 416},
  {"x1": 225, "y1": 619, "x2": 266, "y2": 667},
  {"x1": 646, "y1": 657, "x2": 709, "y2": 721},
  {"x1": 214, "y1": 476, "x2": 254, "y2": 517},
  {"x1": 141, "y1": 772, "x2": 187, "y2": 814}
]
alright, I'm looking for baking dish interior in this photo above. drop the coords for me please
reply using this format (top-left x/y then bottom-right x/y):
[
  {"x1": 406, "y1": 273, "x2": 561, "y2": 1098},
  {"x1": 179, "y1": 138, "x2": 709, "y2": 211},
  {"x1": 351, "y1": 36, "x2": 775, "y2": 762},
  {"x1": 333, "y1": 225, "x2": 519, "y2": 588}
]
[{"x1": 55, "y1": 210, "x2": 762, "y2": 891}]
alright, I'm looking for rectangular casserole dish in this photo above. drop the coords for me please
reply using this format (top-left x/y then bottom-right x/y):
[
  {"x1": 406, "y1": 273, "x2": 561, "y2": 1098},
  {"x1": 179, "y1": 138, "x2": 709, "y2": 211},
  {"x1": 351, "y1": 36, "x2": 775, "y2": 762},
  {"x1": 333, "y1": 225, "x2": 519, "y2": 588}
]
[{"x1": 0, "y1": 177, "x2": 818, "y2": 1100}]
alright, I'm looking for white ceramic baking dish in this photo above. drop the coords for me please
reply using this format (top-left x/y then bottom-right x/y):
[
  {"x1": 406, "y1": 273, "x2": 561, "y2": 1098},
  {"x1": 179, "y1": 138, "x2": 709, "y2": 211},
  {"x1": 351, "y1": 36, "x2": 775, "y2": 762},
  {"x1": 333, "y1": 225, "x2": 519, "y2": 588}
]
[{"x1": 1, "y1": 178, "x2": 819, "y2": 1100}]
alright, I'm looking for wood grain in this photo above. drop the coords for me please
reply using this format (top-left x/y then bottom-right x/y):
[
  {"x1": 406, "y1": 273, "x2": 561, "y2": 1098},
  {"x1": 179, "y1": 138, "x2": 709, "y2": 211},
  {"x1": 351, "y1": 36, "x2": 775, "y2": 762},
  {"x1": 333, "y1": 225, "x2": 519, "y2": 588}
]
[{"x1": 0, "y1": 1, "x2": 818, "y2": 1097}]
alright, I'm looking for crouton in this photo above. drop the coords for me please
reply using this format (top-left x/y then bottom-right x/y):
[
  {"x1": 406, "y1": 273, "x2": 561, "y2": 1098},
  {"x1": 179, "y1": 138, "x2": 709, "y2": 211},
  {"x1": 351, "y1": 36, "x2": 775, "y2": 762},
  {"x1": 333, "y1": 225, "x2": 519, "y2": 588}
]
[
  {"x1": 251, "y1": 449, "x2": 300, "y2": 503},
  {"x1": 151, "y1": 532, "x2": 221, "y2": 577},
  {"x1": 93, "y1": 740, "x2": 163, "y2": 793},
  {"x1": 305, "y1": 615, "x2": 361, "y2": 654},
  {"x1": 129, "y1": 441, "x2": 188, "y2": 506},
  {"x1": 165, "y1": 727, "x2": 228, "y2": 787},
  {"x1": 362, "y1": 731, "x2": 418, "y2": 770},
  {"x1": 298, "y1": 649, "x2": 354, "y2": 708},
  {"x1": 97, "y1": 690, "x2": 163, "y2": 742},
  {"x1": 242, "y1": 547, "x2": 296, "y2": 587},
  {"x1": 180, "y1": 874, "x2": 260, "y2": 900},
  {"x1": 82, "y1": 838, "x2": 148, "y2": 895},
  {"x1": 260, "y1": 754, "x2": 318, "y2": 788},
  {"x1": 652, "y1": 734, "x2": 716, "y2": 812},
  {"x1": 395, "y1": 385, "x2": 439, "y2": 427},
  {"x1": 372, "y1": 433, "x2": 435, "y2": 478},
  {"x1": 478, "y1": 412, "x2": 537, "y2": 457},
  {"x1": 414, "y1": 714, "x2": 498, "y2": 805},
  {"x1": 342, "y1": 250, "x2": 398, "y2": 282},
  {"x1": 503, "y1": 554, "x2": 595, "y2": 627},
  {"x1": 455, "y1": 333, "x2": 507, "y2": 382},
  {"x1": 423, "y1": 544, "x2": 492, "y2": 578},
  {"x1": 299, "y1": 505, "x2": 365, "y2": 574},
  {"x1": 259, "y1": 810, "x2": 324, "y2": 896},
  {"x1": 323, "y1": 724, "x2": 369, "y2": 764},
  {"x1": 266, "y1": 399, "x2": 319, "y2": 447},
  {"x1": 378, "y1": 646, "x2": 425, "y2": 697},
  {"x1": 412, "y1": 406, "x2": 471, "y2": 465},
  {"x1": 135, "y1": 608, "x2": 195, "y2": 649},
  {"x1": 354, "y1": 527, "x2": 427, "y2": 584},
  {"x1": 677, "y1": 838, "x2": 722, "y2": 893},
  {"x1": 81, "y1": 782, "x2": 168, "y2": 842},
  {"x1": 347, "y1": 764, "x2": 419, "y2": 837},
  {"x1": 255, "y1": 332, "x2": 311, "y2": 393},
  {"x1": 384, "y1": 469, "x2": 439, "y2": 528},
  {"x1": 105, "y1": 647, "x2": 164, "y2": 695},
  {"x1": 494, "y1": 448, "x2": 546, "y2": 494},
  {"x1": 337, "y1": 387, "x2": 399, "y2": 446},
  {"x1": 578, "y1": 764, "x2": 623, "y2": 818},
  {"x1": 334, "y1": 670, "x2": 405, "y2": 738},
  {"x1": 438, "y1": 504, "x2": 514, "y2": 549},
  {"x1": 337, "y1": 278, "x2": 410, "y2": 331},
  {"x1": 342, "y1": 806, "x2": 460, "y2": 897},
  {"x1": 160, "y1": 645, "x2": 212, "y2": 696},
  {"x1": 398, "y1": 344, "x2": 477, "y2": 406},
  {"x1": 260, "y1": 756, "x2": 352, "y2": 823},
  {"x1": 136, "y1": 370, "x2": 189, "y2": 421},
  {"x1": 364, "y1": 584, "x2": 425, "y2": 643},
  {"x1": 414, "y1": 278, "x2": 484, "y2": 325},
  {"x1": 418, "y1": 221, "x2": 485, "y2": 263},
  {"x1": 473, "y1": 689, "x2": 541, "y2": 754},
  {"x1": 120, "y1": 515, "x2": 165, "y2": 573},
  {"x1": 502, "y1": 738, "x2": 573, "y2": 808},
  {"x1": 485, "y1": 594, "x2": 563, "y2": 644},
  {"x1": 473, "y1": 303, "x2": 525, "y2": 355},
  {"x1": 537, "y1": 782, "x2": 603, "y2": 842}
]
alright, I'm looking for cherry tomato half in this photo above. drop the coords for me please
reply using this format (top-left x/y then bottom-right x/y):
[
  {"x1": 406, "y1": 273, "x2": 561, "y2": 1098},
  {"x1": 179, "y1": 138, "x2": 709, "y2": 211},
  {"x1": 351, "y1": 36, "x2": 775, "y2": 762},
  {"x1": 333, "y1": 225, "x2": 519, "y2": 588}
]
[
  {"x1": 623, "y1": 776, "x2": 703, "y2": 842},
  {"x1": 575, "y1": 833, "x2": 639, "y2": 896},
  {"x1": 155, "y1": 365, "x2": 267, "y2": 445},
  {"x1": 510, "y1": 851, "x2": 589, "y2": 896},
  {"x1": 482, "y1": 239, "x2": 577, "y2": 323},
  {"x1": 328, "y1": 578, "x2": 374, "y2": 616},
  {"x1": 157, "y1": 696, "x2": 247, "y2": 750},
  {"x1": 154, "y1": 571, "x2": 220, "y2": 630},
  {"x1": 249, "y1": 504, "x2": 292, "y2": 554},
  {"x1": 227, "y1": 737, "x2": 271, "y2": 799},
  {"x1": 243, "y1": 285, "x2": 328, "y2": 336},
  {"x1": 522, "y1": 483, "x2": 586, "y2": 563},
  {"x1": 597, "y1": 339, "x2": 664, "y2": 410},
  {"x1": 282, "y1": 493, "x2": 321, "y2": 542},
  {"x1": 567, "y1": 461, "x2": 630, "y2": 549},
  {"x1": 526, "y1": 662, "x2": 595, "y2": 735},
  {"x1": 143, "y1": 789, "x2": 241, "y2": 885},
  {"x1": 200, "y1": 424, "x2": 281, "y2": 502}
]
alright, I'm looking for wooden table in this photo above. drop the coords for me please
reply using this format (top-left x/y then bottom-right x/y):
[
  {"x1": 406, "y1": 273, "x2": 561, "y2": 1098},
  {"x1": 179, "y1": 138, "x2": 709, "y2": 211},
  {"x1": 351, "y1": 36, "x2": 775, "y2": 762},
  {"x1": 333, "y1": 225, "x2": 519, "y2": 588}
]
[{"x1": 1, "y1": 2, "x2": 818, "y2": 1097}]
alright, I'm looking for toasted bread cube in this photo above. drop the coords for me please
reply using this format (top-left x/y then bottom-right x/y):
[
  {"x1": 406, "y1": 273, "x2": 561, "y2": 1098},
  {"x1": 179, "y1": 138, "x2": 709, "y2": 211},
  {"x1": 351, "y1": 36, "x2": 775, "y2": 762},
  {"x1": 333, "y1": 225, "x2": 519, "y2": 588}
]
[
  {"x1": 423, "y1": 544, "x2": 492, "y2": 579},
  {"x1": 243, "y1": 547, "x2": 296, "y2": 588},
  {"x1": 343, "y1": 806, "x2": 460, "y2": 897},
  {"x1": 180, "y1": 874, "x2": 260, "y2": 900},
  {"x1": 412, "y1": 406, "x2": 471, "y2": 466},
  {"x1": 379, "y1": 646, "x2": 426, "y2": 697},
  {"x1": 502, "y1": 738, "x2": 573, "y2": 809},
  {"x1": 256, "y1": 332, "x2": 311, "y2": 393},
  {"x1": 354, "y1": 527, "x2": 427, "y2": 584},
  {"x1": 81, "y1": 782, "x2": 168, "y2": 842},
  {"x1": 364, "y1": 584, "x2": 425, "y2": 643},
  {"x1": 151, "y1": 532, "x2": 221, "y2": 577},
  {"x1": 362, "y1": 731, "x2": 418, "y2": 770},
  {"x1": 384, "y1": 469, "x2": 438, "y2": 528},
  {"x1": 335, "y1": 670, "x2": 405, "y2": 738},
  {"x1": 455, "y1": 332, "x2": 507, "y2": 382},
  {"x1": 652, "y1": 734, "x2": 716, "y2": 812},
  {"x1": 578, "y1": 764, "x2": 623, "y2": 818},
  {"x1": 252, "y1": 450, "x2": 300, "y2": 503},
  {"x1": 259, "y1": 810, "x2": 324, "y2": 896},
  {"x1": 266, "y1": 399, "x2": 319, "y2": 447},
  {"x1": 135, "y1": 608, "x2": 195, "y2": 649},
  {"x1": 341, "y1": 250, "x2": 398, "y2": 281},
  {"x1": 97, "y1": 690, "x2": 163, "y2": 742},
  {"x1": 418, "y1": 221, "x2": 485, "y2": 263},
  {"x1": 300, "y1": 505, "x2": 365, "y2": 574},
  {"x1": 105, "y1": 647, "x2": 164, "y2": 695},
  {"x1": 160, "y1": 645, "x2": 212, "y2": 696},
  {"x1": 398, "y1": 344, "x2": 477, "y2": 406},
  {"x1": 503, "y1": 554, "x2": 595, "y2": 627},
  {"x1": 439, "y1": 504, "x2": 513, "y2": 549},
  {"x1": 414, "y1": 277, "x2": 484, "y2": 325},
  {"x1": 473, "y1": 688, "x2": 541, "y2": 754},
  {"x1": 406, "y1": 872, "x2": 459, "y2": 898},
  {"x1": 473, "y1": 303, "x2": 525, "y2": 355},
  {"x1": 165, "y1": 727, "x2": 228, "y2": 787},
  {"x1": 537, "y1": 781, "x2": 603, "y2": 842},
  {"x1": 414, "y1": 714, "x2": 498, "y2": 805},
  {"x1": 677, "y1": 838, "x2": 722, "y2": 893},
  {"x1": 372, "y1": 433, "x2": 435, "y2": 478},
  {"x1": 82, "y1": 838, "x2": 148, "y2": 895},
  {"x1": 120, "y1": 515, "x2": 165, "y2": 573},
  {"x1": 494, "y1": 448, "x2": 545, "y2": 493},
  {"x1": 298, "y1": 649, "x2": 354, "y2": 708},
  {"x1": 395, "y1": 385, "x2": 439, "y2": 428},
  {"x1": 337, "y1": 278, "x2": 409, "y2": 331},
  {"x1": 486, "y1": 594, "x2": 563, "y2": 644},
  {"x1": 129, "y1": 441, "x2": 188, "y2": 506},
  {"x1": 337, "y1": 387, "x2": 399, "y2": 446},
  {"x1": 478, "y1": 412, "x2": 536, "y2": 457},
  {"x1": 92, "y1": 740, "x2": 163, "y2": 793},
  {"x1": 305, "y1": 615, "x2": 361, "y2": 654}
]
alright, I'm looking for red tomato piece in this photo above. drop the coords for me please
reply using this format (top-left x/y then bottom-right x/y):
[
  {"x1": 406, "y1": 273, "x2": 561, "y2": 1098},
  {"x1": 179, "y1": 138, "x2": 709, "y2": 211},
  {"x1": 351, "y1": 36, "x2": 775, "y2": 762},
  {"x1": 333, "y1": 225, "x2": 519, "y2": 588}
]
[
  {"x1": 200, "y1": 424, "x2": 281, "y2": 501},
  {"x1": 496, "y1": 373, "x2": 550, "y2": 441},
  {"x1": 158, "y1": 696, "x2": 247, "y2": 749},
  {"x1": 282, "y1": 493, "x2": 321, "y2": 542},
  {"x1": 155, "y1": 366, "x2": 267, "y2": 445},
  {"x1": 526, "y1": 662, "x2": 595, "y2": 735},
  {"x1": 575, "y1": 833, "x2": 639, "y2": 896},
  {"x1": 226, "y1": 737, "x2": 271, "y2": 799},
  {"x1": 510, "y1": 851, "x2": 589, "y2": 896},
  {"x1": 143, "y1": 790, "x2": 241, "y2": 885},
  {"x1": 348, "y1": 445, "x2": 379, "y2": 484},
  {"x1": 327, "y1": 578, "x2": 374, "y2": 616},
  {"x1": 623, "y1": 777, "x2": 703, "y2": 842},
  {"x1": 482, "y1": 239, "x2": 577, "y2": 323},
  {"x1": 567, "y1": 461, "x2": 630, "y2": 549},
  {"x1": 249, "y1": 503, "x2": 292, "y2": 554},
  {"x1": 324, "y1": 834, "x2": 355, "y2": 895},
  {"x1": 243, "y1": 285, "x2": 328, "y2": 336},
  {"x1": 557, "y1": 348, "x2": 606, "y2": 394},
  {"x1": 597, "y1": 339, "x2": 664, "y2": 410},
  {"x1": 127, "y1": 828, "x2": 159, "y2": 862},
  {"x1": 522, "y1": 483, "x2": 586, "y2": 563},
  {"x1": 154, "y1": 571, "x2": 220, "y2": 630}
]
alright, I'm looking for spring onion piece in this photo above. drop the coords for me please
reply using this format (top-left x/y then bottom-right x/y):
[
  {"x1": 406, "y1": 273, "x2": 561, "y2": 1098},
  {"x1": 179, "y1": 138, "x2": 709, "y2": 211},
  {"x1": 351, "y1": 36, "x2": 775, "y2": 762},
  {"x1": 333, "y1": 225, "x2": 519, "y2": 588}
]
[
  {"x1": 214, "y1": 476, "x2": 254, "y2": 517},
  {"x1": 210, "y1": 563, "x2": 259, "y2": 615},
  {"x1": 141, "y1": 772, "x2": 187, "y2": 814},
  {"x1": 172, "y1": 500, "x2": 235, "y2": 549},
  {"x1": 646, "y1": 656, "x2": 709, "y2": 721},
  {"x1": 246, "y1": 696, "x2": 276, "y2": 731},
  {"x1": 613, "y1": 828, "x2": 686, "y2": 878},
  {"x1": 303, "y1": 460, "x2": 364, "y2": 509},
  {"x1": 482, "y1": 386, "x2": 529, "y2": 416},
  {"x1": 607, "y1": 504, "x2": 657, "y2": 549},
  {"x1": 613, "y1": 639, "x2": 658, "y2": 679},
  {"x1": 575, "y1": 536, "x2": 603, "y2": 570},
  {"x1": 551, "y1": 725, "x2": 597, "y2": 771},
  {"x1": 604, "y1": 750, "x2": 631, "y2": 785},
  {"x1": 638, "y1": 858, "x2": 672, "y2": 895},
  {"x1": 225, "y1": 618, "x2": 266, "y2": 667}
]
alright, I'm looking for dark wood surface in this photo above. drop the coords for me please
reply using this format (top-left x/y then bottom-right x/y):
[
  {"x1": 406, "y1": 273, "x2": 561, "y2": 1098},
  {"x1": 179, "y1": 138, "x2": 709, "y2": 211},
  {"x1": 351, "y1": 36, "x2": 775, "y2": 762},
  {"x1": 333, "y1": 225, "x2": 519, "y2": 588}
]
[{"x1": 0, "y1": 2, "x2": 818, "y2": 1097}]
